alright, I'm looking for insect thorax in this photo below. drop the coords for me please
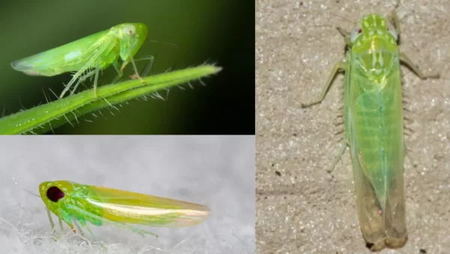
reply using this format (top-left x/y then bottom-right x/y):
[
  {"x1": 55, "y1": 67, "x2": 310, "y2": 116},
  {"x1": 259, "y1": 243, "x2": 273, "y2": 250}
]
[{"x1": 55, "y1": 184, "x2": 104, "y2": 226}]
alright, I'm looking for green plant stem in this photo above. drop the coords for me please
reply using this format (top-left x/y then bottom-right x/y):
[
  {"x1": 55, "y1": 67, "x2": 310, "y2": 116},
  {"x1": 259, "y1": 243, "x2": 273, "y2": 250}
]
[{"x1": 0, "y1": 65, "x2": 221, "y2": 134}]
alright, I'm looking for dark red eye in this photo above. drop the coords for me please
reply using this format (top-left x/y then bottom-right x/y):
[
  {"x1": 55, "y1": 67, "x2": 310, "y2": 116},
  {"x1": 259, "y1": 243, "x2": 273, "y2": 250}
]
[
  {"x1": 47, "y1": 186, "x2": 65, "y2": 202},
  {"x1": 358, "y1": 28, "x2": 362, "y2": 33}
]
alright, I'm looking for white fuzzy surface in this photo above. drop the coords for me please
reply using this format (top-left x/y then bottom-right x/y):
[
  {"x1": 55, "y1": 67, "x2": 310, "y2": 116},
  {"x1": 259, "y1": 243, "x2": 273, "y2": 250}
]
[{"x1": 0, "y1": 136, "x2": 255, "y2": 254}]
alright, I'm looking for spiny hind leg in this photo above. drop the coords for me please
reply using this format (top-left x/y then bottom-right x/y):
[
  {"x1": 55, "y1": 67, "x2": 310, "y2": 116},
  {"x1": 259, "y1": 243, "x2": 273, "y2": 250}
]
[
  {"x1": 326, "y1": 141, "x2": 348, "y2": 174},
  {"x1": 301, "y1": 61, "x2": 346, "y2": 108},
  {"x1": 69, "y1": 69, "x2": 97, "y2": 96},
  {"x1": 59, "y1": 68, "x2": 89, "y2": 98},
  {"x1": 399, "y1": 52, "x2": 440, "y2": 79}
]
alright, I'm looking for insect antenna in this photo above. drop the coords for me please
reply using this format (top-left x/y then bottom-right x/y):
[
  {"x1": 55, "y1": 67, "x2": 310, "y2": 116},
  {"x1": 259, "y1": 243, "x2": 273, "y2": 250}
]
[
  {"x1": 332, "y1": 13, "x2": 354, "y2": 27},
  {"x1": 148, "y1": 39, "x2": 179, "y2": 50},
  {"x1": 23, "y1": 189, "x2": 40, "y2": 198}
]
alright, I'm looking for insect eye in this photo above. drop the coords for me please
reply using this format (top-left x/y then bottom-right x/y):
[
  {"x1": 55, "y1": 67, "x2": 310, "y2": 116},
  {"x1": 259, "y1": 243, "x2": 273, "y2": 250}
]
[
  {"x1": 358, "y1": 28, "x2": 362, "y2": 34},
  {"x1": 47, "y1": 186, "x2": 65, "y2": 202},
  {"x1": 126, "y1": 28, "x2": 135, "y2": 36}
]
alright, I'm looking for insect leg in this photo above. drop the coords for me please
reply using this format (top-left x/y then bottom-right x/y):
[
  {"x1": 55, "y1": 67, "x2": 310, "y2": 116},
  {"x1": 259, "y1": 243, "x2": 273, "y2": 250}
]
[
  {"x1": 336, "y1": 27, "x2": 351, "y2": 46},
  {"x1": 70, "y1": 70, "x2": 97, "y2": 96},
  {"x1": 326, "y1": 142, "x2": 348, "y2": 173},
  {"x1": 399, "y1": 52, "x2": 440, "y2": 79},
  {"x1": 59, "y1": 218, "x2": 64, "y2": 231},
  {"x1": 136, "y1": 55, "x2": 155, "y2": 77},
  {"x1": 126, "y1": 224, "x2": 158, "y2": 238},
  {"x1": 387, "y1": 10, "x2": 401, "y2": 37},
  {"x1": 111, "y1": 62, "x2": 123, "y2": 83},
  {"x1": 130, "y1": 57, "x2": 144, "y2": 81},
  {"x1": 73, "y1": 220, "x2": 85, "y2": 236},
  {"x1": 71, "y1": 221, "x2": 92, "y2": 247},
  {"x1": 301, "y1": 61, "x2": 346, "y2": 108},
  {"x1": 46, "y1": 208, "x2": 55, "y2": 231},
  {"x1": 60, "y1": 69, "x2": 87, "y2": 98},
  {"x1": 93, "y1": 68, "x2": 100, "y2": 97}
]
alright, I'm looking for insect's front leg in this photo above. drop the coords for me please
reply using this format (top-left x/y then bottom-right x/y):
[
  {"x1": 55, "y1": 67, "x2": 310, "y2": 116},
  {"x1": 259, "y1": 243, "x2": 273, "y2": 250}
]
[
  {"x1": 112, "y1": 62, "x2": 124, "y2": 84},
  {"x1": 45, "y1": 208, "x2": 55, "y2": 230},
  {"x1": 387, "y1": 1, "x2": 401, "y2": 40},
  {"x1": 129, "y1": 57, "x2": 141, "y2": 80},
  {"x1": 301, "y1": 61, "x2": 347, "y2": 108},
  {"x1": 137, "y1": 55, "x2": 155, "y2": 77},
  {"x1": 336, "y1": 27, "x2": 352, "y2": 47},
  {"x1": 399, "y1": 52, "x2": 440, "y2": 79}
]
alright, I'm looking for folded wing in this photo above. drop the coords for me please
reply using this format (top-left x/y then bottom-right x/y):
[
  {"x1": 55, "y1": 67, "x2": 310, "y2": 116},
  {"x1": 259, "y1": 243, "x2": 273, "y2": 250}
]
[{"x1": 86, "y1": 185, "x2": 209, "y2": 227}]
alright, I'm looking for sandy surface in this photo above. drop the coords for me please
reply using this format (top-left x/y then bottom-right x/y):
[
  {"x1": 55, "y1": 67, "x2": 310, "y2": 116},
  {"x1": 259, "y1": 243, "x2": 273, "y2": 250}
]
[
  {"x1": 256, "y1": 0, "x2": 450, "y2": 253},
  {"x1": 0, "y1": 136, "x2": 255, "y2": 254}
]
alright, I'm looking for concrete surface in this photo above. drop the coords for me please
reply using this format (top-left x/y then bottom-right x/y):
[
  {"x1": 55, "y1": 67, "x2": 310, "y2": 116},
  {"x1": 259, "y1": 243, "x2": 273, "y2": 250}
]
[
  {"x1": 0, "y1": 136, "x2": 255, "y2": 254},
  {"x1": 256, "y1": 0, "x2": 450, "y2": 253}
]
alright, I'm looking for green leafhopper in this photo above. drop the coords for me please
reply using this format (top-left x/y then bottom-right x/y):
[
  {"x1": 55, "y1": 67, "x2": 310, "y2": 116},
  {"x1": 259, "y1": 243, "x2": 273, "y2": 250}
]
[
  {"x1": 11, "y1": 23, "x2": 148, "y2": 98},
  {"x1": 302, "y1": 13, "x2": 438, "y2": 251},
  {"x1": 39, "y1": 180, "x2": 209, "y2": 234}
]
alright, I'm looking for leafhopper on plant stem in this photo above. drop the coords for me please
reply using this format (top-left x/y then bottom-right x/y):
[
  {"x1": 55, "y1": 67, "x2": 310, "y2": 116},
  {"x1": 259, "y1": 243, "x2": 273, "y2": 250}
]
[
  {"x1": 11, "y1": 23, "x2": 148, "y2": 98},
  {"x1": 302, "y1": 13, "x2": 439, "y2": 251},
  {"x1": 39, "y1": 180, "x2": 209, "y2": 235}
]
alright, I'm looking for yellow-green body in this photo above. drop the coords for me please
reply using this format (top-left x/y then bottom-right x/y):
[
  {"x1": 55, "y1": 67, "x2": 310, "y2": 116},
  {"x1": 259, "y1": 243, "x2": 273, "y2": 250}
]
[
  {"x1": 345, "y1": 14, "x2": 406, "y2": 250},
  {"x1": 39, "y1": 181, "x2": 209, "y2": 229},
  {"x1": 11, "y1": 23, "x2": 148, "y2": 97},
  {"x1": 303, "y1": 11, "x2": 438, "y2": 251}
]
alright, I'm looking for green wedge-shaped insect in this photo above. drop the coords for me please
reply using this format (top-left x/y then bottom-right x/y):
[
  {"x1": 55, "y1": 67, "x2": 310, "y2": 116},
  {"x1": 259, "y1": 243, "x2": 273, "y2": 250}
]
[
  {"x1": 39, "y1": 180, "x2": 209, "y2": 235},
  {"x1": 11, "y1": 23, "x2": 148, "y2": 98},
  {"x1": 302, "y1": 13, "x2": 439, "y2": 251}
]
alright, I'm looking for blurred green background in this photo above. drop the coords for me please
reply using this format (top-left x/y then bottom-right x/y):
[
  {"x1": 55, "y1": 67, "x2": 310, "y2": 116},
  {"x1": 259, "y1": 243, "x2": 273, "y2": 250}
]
[{"x1": 0, "y1": 0, "x2": 254, "y2": 134}]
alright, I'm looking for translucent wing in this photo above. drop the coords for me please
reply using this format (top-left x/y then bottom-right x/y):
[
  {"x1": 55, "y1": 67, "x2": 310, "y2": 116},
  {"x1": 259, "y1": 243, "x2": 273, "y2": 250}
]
[
  {"x1": 86, "y1": 185, "x2": 209, "y2": 227},
  {"x1": 347, "y1": 43, "x2": 407, "y2": 250},
  {"x1": 11, "y1": 30, "x2": 111, "y2": 76}
]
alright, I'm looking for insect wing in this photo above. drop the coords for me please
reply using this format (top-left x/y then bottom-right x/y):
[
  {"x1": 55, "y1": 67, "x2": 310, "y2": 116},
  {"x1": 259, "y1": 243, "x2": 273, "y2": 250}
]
[
  {"x1": 346, "y1": 40, "x2": 407, "y2": 249},
  {"x1": 11, "y1": 30, "x2": 109, "y2": 76},
  {"x1": 87, "y1": 185, "x2": 209, "y2": 227}
]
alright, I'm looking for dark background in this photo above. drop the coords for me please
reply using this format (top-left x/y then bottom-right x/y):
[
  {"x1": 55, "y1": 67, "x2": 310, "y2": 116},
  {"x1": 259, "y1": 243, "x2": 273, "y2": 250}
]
[{"x1": 0, "y1": 0, "x2": 254, "y2": 134}]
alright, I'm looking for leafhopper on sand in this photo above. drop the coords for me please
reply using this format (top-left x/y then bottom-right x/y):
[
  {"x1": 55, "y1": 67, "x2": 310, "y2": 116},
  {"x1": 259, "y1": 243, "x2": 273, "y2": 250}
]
[
  {"x1": 39, "y1": 181, "x2": 209, "y2": 235},
  {"x1": 11, "y1": 23, "x2": 148, "y2": 98},
  {"x1": 302, "y1": 13, "x2": 439, "y2": 251}
]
